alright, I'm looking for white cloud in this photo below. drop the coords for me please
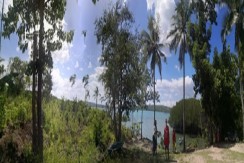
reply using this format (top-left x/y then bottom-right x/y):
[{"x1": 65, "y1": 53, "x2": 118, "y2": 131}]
[
  {"x1": 88, "y1": 66, "x2": 106, "y2": 101},
  {"x1": 16, "y1": 47, "x2": 20, "y2": 52},
  {"x1": 51, "y1": 65, "x2": 195, "y2": 108},
  {"x1": 146, "y1": 0, "x2": 176, "y2": 46},
  {"x1": 52, "y1": 42, "x2": 73, "y2": 64},
  {"x1": 174, "y1": 65, "x2": 180, "y2": 72},
  {"x1": 154, "y1": 76, "x2": 195, "y2": 107},
  {"x1": 0, "y1": 0, "x2": 13, "y2": 14},
  {"x1": 51, "y1": 66, "x2": 106, "y2": 103},
  {"x1": 79, "y1": 67, "x2": 83, "y2": 72},
  {"x1": 75, "y1": 61, "x2": 79, "y2": 68},
  {"x1": 51, "y1": 68, "x2": 82, "y2": 100},
  {"x1": 88, "y1": 62, "x2": 92, "y2": 68},
  {"x1": 146, "y1": 0, "x2": 155, "y2": 10}
]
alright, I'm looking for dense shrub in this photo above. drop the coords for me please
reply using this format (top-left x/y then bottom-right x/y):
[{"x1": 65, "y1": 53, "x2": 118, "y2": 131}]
[
  {"x1": 169, "y1": 98, "x2": 203, "y2": 135},
  {"x1": 0, "y1": 96, "x2": 5, "y2": 136},
  {"x1": 4, "y1": 96, "x2": 31, "y2": 126},
  {"x1": 44, "y1": 99, "x2": 114, "y2": 162}
]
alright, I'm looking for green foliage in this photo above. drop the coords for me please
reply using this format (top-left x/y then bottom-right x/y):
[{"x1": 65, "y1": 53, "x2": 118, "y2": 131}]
[
  {"x1": 4, "y1": 95, "x2": 31, "y2": 126},
  {"x1": 0, "y1": 72, "x2": 25, "y2": 96},
  {"x1": 0, "y1": 96, "x2": 5, "y2": 134},
  {"x1": 95, "y1": 1, "x2": 148, "y2": 141},
  {"x1": 187, "y1": 0, "x2": 218, "y2": 143},
  {"x1": 0, "y1": 57, "x2": 5, "y2": 76},
  {"x1": 212, "y1": 47, "x2": 241, "y2": 139},
  {"x1": 188, "y1": 6, "x2": 242, "y2": 140},
  {"x1": 169, "y1": 98, "x2": 203, "y2": 135},
  {"x1": 221, "y1": 0, "x2": 244, "y2": 141},
  {"x1": 43, "y1": 98, "x2": 115, "y2": 162}
]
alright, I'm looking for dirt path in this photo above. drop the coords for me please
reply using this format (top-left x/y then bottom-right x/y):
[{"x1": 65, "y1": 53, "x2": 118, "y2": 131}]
[
  {"x1": 124, "y1": 138, "x2": 244, "y2": 163},
  {"x1": 177, "y1": 143, "x2": 244, "y2": 163}
]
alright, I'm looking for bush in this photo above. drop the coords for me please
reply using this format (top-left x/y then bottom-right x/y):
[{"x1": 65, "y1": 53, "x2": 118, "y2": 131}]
[
  {"x1": 43, "y1": 99, "x2": 115, "y2": 162},
  {"x1": 4, "y1": 96, "x2": 31, "y2": 126},
  {"x1": 169, "y1": 98, "x2": 203, "y2": 135},
  {"x1": 0, "y1": 96, "x2": 5, "y2": 135}
]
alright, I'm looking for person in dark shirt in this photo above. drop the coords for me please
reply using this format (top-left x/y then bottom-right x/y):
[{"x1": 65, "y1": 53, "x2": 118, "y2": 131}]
[{"x1": 152, "y1": 128, "x2": 157, "y2": 156}]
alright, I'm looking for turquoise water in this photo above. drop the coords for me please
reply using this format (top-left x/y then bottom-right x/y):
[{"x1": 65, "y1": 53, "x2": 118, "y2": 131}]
[{"x1": 124, "y1": 110, "x2": 170, "y2": 140}]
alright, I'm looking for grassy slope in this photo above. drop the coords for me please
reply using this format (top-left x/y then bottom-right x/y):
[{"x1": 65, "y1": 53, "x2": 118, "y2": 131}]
[{"x1": 3, "y1": 94, "x2": 243, "y2": 162}]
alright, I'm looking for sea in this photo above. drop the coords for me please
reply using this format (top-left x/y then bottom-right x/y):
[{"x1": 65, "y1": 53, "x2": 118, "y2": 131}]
[{"x1": 123, "y1": 110, "x2": 171, "y2": 141}]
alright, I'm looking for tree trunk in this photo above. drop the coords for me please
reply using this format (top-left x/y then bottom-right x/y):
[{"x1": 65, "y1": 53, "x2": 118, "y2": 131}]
[
  {"x1": 153, "y1": 69, "x2": 156, "y2": 131},
  {"x1": 117, "y1": 71, "x2": 123, "y2": 142},
  {"x1": 112, "y1": 72, "x2": 117, "y2": 141},
  {"x1": 209, "y1": 119, "x2": 214, "y2": 145},
  {"x1": 37, "y1": 0, "x2": 44, "y2": 161},
  {"x1": 141, "y1": 109, "x2": 143, "y2": 139},
  {"x1": 240, "y1": 69, "x2": 244, "y2": 142},
  {"x1": 183, "y1": 51, "x2": 186, "y2": 152},
  {"x1": 37, "y1": 51, "x2": 43, "y2": 162},
  {"x1": 113, "y1": 98, "x2": 117, "y2": 141},
  {"x1": 32, "y1": 31, "x2": 37, "y2": 155},
  {"x1": 118, "y1": 107, "x2": 122, "y2": 141}
]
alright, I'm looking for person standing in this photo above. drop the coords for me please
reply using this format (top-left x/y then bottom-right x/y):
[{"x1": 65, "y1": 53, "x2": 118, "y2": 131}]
[
  {"x1": 152, "y1": 128, "x2": 157, "y2": 155},
  {"x1": 164, "y1": 119, "x2": 170, "y2": 160}
]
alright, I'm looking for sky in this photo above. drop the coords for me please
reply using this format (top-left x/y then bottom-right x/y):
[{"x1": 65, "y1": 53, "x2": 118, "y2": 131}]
[{"x1": 0, "y1": 0, "x2": 235, "y2": 107}]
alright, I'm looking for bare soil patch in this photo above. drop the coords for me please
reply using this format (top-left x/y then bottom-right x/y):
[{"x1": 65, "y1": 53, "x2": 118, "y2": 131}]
[{"x1": 177, "y1": 143, "x2": 244, "y2": 163}]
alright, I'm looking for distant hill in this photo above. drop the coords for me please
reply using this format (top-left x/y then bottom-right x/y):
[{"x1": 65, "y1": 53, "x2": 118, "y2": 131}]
[
  {"x1": 144, "y1": 105, "x2": 171, "y2": 113},
  {"x1": 86, "y1": 101, "x2": 106, "y2": 109},
  {"x1": 86, "y1": 102, "x2": 171, "y2": 113}
]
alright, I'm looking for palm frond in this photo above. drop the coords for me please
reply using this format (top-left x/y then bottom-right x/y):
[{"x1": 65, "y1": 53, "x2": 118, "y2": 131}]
[
  {"x1": 169, "y1": 32, "x2": 181, "y2": 54},
  {"x1": 167, "y1": 0, "x2": 190, "y2": 62},
  {"x1": 141, "y1": 30, "x2": 152, "y2": 45},
  {"x1": 150, "y1": 49, "x2": 157, "y2": 71},
  {"x1": 158, "y1": 43, "x2": 164, "y2": 49},
  {"x1": 167, "y1": 27, "x2": 178, "y2": 39},
  {"x1": 158, "y1": 50, "x2": 167, "y2": 63}
]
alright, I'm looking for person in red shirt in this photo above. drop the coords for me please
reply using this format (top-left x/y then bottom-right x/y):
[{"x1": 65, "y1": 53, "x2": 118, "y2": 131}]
[
  {"x1": 172, "y1": 128, "x2": 176, "y2": 153},
  {"x1": 164, "y1": 119, "x2": 170, "y2": 160}
]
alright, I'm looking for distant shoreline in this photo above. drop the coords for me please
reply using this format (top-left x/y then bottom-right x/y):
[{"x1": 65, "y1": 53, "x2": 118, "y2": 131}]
[
  {"x1": 137, "y1": 105, "x2": 171, "y2": 113},
  {"x1": 86, "y1": 101, "x2": 171, "y2": 113}
]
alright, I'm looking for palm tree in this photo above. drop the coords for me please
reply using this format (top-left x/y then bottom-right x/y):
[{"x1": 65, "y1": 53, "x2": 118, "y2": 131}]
[
  {"x1": 82, "y1": 74, "x2": 89, "y2": 102},
  {"x1": 69, "y1": 74, "x2": 76, "y2": 87},
  {"x1": 221, "y1": 0, "x2": 244, "y2": 141},
  {"x1": 93, "y1": 86, "x2": 100, "y2": 109},
  {"x1": 167, "y1": 0, "x2": 191, "y2": 151},
  {"x1": 141, "y1": 16, "x2": 166, "y2": 131}
]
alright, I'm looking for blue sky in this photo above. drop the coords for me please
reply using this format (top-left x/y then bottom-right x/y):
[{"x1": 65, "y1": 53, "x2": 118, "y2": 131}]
[{"x1": 0, "y1": 0, "x2": 236, "y2": 107}]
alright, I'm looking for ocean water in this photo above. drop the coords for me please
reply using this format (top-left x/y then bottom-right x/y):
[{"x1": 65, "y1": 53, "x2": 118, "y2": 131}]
[{"x1": 124, "y1": 110, "x2": 171, "y2": 141}]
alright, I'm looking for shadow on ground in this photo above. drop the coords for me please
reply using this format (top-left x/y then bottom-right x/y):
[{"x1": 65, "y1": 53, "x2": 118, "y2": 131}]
[
  {"x1": 214, "y1": 142, "x2": 236, "y2": 149},
  {"x1": 102, "y1": 148, "x2": 178, "y2": 163}
]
